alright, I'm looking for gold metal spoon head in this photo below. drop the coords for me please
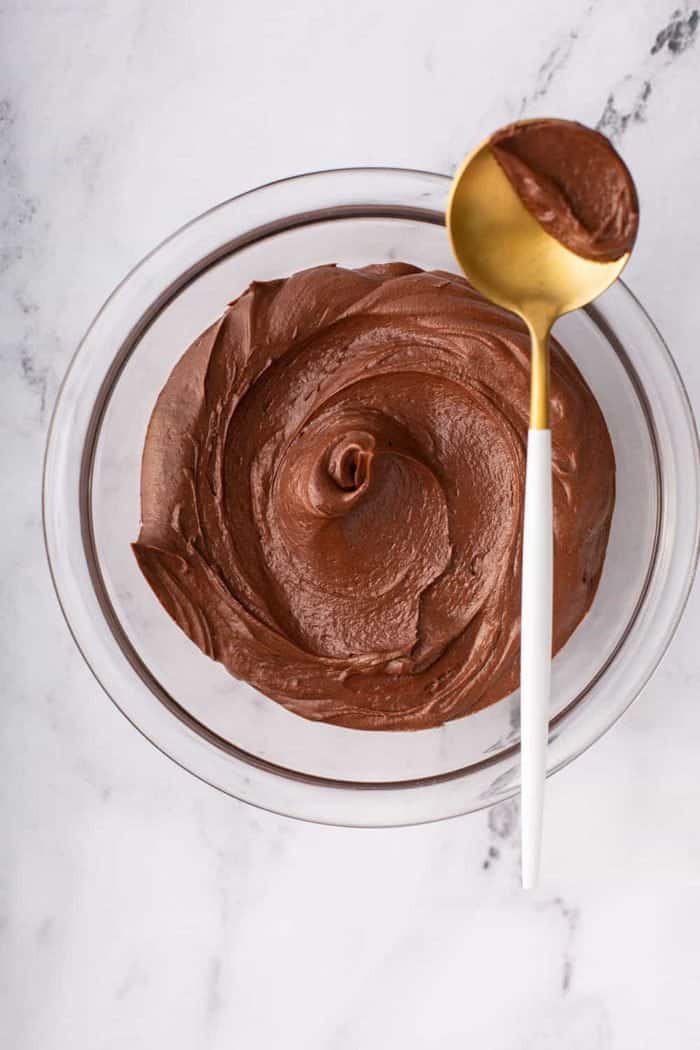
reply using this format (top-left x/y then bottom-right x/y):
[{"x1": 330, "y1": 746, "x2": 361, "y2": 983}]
[{"x1": 446, "y1": 131, "x2": 631, "y2": 426}]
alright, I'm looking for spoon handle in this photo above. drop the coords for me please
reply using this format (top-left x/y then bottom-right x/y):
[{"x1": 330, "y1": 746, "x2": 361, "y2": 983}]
[{"x1": 520, "y1": 427, "x2": 553, "y2": 889}]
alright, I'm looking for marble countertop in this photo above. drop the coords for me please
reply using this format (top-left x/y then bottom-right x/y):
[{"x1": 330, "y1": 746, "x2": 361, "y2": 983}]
[{"x1": 3, "y1": 1, "x2": 700, "y2": 1046}]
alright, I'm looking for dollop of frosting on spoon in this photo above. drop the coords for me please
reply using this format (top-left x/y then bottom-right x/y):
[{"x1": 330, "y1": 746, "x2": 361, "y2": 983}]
[{"x1": 490, "y1": 118, "x2": 639, "y2": 262}]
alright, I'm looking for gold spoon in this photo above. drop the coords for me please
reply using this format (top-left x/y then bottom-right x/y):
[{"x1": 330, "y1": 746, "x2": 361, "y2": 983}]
[{"x1": 447, "y1": 123, "x2": 632, "y2": 888}]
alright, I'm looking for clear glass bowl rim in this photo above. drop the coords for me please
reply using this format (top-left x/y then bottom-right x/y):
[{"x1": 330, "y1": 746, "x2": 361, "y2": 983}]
[{"x1": 43, "y1": 167, "x2": 700, "y2": 826}]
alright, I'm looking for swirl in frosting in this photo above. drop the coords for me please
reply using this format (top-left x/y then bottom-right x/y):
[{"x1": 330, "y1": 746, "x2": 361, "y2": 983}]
[{"x1": 133, "y1": 264, "x2": 615, "y2": 730}]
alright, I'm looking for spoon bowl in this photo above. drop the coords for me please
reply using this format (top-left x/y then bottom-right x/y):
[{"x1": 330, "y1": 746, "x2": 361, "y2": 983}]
[{"x1": 447, "y1": 140, "x2": 629, "y2": 329}]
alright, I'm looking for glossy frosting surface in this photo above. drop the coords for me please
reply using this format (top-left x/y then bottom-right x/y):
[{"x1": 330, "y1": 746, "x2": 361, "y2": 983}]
[
  {"x1": 133, "y1": 264, "x2": 615, "y2": 729},
  {"x1": 490, "y1": 118, "x2": 639, "y2": 262}
]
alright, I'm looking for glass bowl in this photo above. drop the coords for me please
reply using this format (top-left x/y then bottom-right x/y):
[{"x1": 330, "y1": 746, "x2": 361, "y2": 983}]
[{"x1": 43, "y1": 168, "x2": 700, "y2": 826}]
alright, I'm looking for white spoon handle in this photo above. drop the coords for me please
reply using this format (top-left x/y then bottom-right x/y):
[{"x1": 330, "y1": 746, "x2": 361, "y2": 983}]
[{"x1": 520, "y1": 428, "x2": 553, "y2": 890}]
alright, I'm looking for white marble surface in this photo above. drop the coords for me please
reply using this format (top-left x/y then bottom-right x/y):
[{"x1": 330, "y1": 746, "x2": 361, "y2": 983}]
[{"x1": 3, "y1": 1, "x2": 700, "y2": 1046}]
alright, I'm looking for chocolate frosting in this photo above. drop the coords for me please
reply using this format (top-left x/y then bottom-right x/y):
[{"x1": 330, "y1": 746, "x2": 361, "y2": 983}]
[
  {"x1": 133, "y1": 264, "x2": 615, "y2": 730},
  {"x1": 490, "y1": 118, "x2": 639, "y2": 262}
]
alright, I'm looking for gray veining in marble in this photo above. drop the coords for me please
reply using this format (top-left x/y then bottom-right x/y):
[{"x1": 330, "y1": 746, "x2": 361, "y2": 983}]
[{"x1": 2, "y1": 1, "x2": 700, "y2": 1047}]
